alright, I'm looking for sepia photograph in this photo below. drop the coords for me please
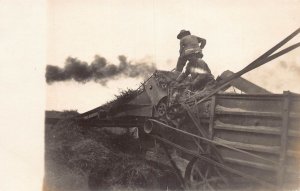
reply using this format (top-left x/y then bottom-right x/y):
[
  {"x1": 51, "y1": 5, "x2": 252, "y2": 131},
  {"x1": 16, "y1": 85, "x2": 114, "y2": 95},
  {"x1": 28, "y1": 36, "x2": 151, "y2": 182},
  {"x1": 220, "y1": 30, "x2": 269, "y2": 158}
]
[{"x1": 40, "y1": 0, "x2": 300, "y2": 190}]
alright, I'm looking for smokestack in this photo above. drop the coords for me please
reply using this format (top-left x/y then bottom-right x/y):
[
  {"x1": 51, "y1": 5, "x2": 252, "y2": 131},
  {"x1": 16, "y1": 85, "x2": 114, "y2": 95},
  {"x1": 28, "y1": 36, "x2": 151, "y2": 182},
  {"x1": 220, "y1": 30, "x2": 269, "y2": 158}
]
[{"x1": 46, "y1": 55, "x2": 156, "y2": 85}]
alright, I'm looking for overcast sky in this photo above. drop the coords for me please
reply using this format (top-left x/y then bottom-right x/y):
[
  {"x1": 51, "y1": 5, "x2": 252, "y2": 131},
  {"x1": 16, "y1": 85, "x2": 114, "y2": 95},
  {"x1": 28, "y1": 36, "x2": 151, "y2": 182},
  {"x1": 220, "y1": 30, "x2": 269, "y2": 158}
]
[{"x1": 47, "y1": 0, "x2": 300, "y2": 112}]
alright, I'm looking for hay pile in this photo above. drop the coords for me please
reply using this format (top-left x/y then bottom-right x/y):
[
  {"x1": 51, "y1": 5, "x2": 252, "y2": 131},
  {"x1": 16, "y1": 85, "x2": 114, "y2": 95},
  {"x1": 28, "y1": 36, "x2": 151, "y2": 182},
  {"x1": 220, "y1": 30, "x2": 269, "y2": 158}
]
[
  {"x1": 45, "y1": 113, "x2": 180, "y2": 191},
  {"x1": 101, "y1": 88, "x2": 143, "y2": 112}
]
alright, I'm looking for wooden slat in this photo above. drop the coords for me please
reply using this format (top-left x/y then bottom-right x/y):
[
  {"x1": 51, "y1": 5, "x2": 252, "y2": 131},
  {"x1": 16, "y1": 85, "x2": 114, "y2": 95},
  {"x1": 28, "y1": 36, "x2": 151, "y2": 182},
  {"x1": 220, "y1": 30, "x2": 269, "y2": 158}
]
[
  {"x1": 214, "y1": 120, "x2": 280, "y2": 135},
  {"x1": 224, "y1": 157, "x2": 299, "y2": 175},
  {"x1": 215, "y1": 105, "x2": 300, "y2": 118},
  {"x1": 223, "y1": 157, "x2": 277, "y2": 171},
  {"x1": 286, "y1": 165, "x2": 300, "y2": 174},
  {"x1": 287, "y1": 150, "x2": 300, "y2": 158},
  {"x1": 215, "y1": 105, "x2": 281, "y2": 118},
  {"x1": 214, "y1": 121, "x2": 300, "y2": 137},
  {"x1": 288, "y1": 130, "x2": 300, "y2": 137},
  {"x1": 289, "y1": 112, "x2": 300, "y2": 118},
  {"x1": 215, "y1": 110, "x2": 281, "y2": 118},
  {"x1": 214, "y1": 137, "x2": 280, "y2": 154}
]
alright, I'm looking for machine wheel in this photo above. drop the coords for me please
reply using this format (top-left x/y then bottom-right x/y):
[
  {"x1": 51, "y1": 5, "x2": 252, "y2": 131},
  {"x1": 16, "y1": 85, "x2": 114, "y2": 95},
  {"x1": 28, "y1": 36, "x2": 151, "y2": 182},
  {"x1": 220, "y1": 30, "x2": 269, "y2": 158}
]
[
  {"x1": 185, "y1": 157, "x2": 222, "y2": 191},
  {"x1": 156, "y1": 98, "x2": 167, "y2": 117},
  {"x1": 157, "y1": 102, "x2": 167, "y2": 117}
]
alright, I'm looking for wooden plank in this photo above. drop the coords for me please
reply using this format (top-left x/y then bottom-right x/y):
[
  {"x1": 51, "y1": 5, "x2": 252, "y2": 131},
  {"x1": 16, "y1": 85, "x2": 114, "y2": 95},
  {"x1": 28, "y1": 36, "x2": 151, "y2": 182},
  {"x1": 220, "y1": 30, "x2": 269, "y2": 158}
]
[
  {"x1": 215, "y1": 105, "x2": 300, "y2": 119},
  {"x1": 287, "y1": 149, "x2": 300, "y2": 158},
  {"x1": 289, "y1": 112, "x2": 300, "y2": 118},
  {"x1": 214, "y1": 137, "x2": 280, "y2": 154},
  {"x1": 277, "y1": 91, "x2": 290, "y2": 187},
  {"x1": 215, "y1": 105, "x2": 281, "y2": 118},
  {"x1": 286, "y1": 164, "x2": 300, "y2": 174},
  {"x1": 288, "y1": 130, "x2": 300, "y2": 137},
  {"x1": 223, "y1": 157, "x2": 277, "y2": 172},
  {"x1": 214, "y1": 120, "x2": 280, "y2": 135},
  {"x1": 214, "y1": 120, "x2": 300, "y2": 137},
  {"x1": 218, "y1": 70, "x2": 272, "y2": 94}
]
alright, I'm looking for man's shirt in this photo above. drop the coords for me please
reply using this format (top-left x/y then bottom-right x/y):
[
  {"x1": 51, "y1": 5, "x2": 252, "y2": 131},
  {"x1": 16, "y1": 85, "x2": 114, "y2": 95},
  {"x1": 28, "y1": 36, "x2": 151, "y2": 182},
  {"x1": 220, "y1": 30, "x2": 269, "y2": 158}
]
[{"x1": 180, "y1": 35, "x2": 206, "y2": 57}]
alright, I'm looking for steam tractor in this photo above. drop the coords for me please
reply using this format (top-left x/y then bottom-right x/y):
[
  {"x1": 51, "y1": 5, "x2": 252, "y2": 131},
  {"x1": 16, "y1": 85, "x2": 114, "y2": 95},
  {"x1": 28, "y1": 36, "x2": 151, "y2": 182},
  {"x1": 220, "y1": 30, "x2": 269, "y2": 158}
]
[{"x1": 77, "y1": 28, "x2": 300, "y2": 190}]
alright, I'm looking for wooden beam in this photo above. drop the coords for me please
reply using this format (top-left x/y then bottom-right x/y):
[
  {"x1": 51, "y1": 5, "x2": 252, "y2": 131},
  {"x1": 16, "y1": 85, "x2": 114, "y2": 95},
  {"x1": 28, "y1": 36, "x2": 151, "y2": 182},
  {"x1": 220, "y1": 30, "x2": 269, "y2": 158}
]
[
  {"x1": 208, "y1": 95, "x2": 216, "y2": 155},
  {"x1": 214, "y1": 121, "x2": 300, "y2": 137},
  {"x1": 218, "y1": 70, "x2": 271, "y2": 94},
  {"x1": 214, "y1": 137, "x2": 280, "y2": 154},
  {"x1": 287, "y1": 149, "x2": 300, "y2": 158},
  {"x1": 215, "y1": 106, "x2": 281, "y2": 118},
  {"x1": 223, "y1": 157, "x2": 277, "y2": 172},
  {"x1": 277, "y1": 91, "x2": 290, "y2": 187},
  {"x1": 214, "y1": 120, "x2": 280, "y2": 135},
  {"x1": 209, "y1": 96, "x2": 216, "y2": 140}
]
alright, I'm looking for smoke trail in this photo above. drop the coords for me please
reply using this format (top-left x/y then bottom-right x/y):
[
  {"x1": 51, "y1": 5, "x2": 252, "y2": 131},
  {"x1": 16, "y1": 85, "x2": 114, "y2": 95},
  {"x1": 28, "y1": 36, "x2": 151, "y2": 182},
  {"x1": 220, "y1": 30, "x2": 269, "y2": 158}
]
[{"x1": 46, "y1": 55, "x2": 156, "y2": 85}]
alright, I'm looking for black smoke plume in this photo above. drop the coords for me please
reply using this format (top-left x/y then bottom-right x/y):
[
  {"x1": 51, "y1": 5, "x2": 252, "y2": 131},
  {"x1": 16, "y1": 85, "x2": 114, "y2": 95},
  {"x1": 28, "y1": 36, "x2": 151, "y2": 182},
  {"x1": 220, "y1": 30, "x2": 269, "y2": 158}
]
[{"x1": 46, "y1": 55, "x2": 156, "y2": 85}]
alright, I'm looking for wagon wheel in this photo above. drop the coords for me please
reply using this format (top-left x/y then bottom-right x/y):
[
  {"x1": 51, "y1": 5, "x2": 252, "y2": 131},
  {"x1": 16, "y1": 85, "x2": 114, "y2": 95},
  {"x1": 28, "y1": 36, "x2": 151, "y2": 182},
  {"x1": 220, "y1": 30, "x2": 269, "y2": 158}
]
[{"x1": 185, "y1": 157, "x2": 223, "y2": 191}]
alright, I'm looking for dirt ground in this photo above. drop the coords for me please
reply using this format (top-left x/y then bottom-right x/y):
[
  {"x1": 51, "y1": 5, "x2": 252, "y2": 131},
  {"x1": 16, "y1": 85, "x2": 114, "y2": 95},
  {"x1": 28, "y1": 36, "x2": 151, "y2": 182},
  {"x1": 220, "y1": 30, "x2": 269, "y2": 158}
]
[{"x1": 44, "y1": 112, "x2": 181, "y2": 191}]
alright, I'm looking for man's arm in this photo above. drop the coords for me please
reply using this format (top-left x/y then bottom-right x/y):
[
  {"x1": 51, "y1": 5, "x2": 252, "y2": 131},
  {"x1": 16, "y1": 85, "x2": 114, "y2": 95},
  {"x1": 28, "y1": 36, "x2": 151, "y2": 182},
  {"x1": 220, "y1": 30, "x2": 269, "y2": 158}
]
[
  {"x1": 179, "y1": 40, "x2": 184, "y2": 55},
  {"x1": 197, "y1": 37, "x2": 206, "y2": 49}
]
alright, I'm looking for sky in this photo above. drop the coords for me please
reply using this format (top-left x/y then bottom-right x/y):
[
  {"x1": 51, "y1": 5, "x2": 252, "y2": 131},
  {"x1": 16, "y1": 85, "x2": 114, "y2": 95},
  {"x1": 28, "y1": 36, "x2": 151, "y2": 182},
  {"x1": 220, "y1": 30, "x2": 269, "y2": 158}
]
[
  {"x1": 47, "y1": 0, "x2": 300, "y2": 113},
  {"x1": 0, "y1": 1, "x2": 46, "y2": 190}
]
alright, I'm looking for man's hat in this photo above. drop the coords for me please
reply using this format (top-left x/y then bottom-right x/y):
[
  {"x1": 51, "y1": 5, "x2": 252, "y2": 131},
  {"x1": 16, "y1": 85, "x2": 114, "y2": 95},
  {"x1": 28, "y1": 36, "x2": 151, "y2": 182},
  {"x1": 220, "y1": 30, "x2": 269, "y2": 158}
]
[{"x1": 177, "y1": 30, "x2": 191, "y2": 39}]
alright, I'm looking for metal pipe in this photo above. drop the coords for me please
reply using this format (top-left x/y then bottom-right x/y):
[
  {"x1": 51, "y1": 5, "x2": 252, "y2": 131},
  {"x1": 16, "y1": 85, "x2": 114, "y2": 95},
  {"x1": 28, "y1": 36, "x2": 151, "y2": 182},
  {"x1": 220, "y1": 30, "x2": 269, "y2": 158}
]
[{"x1": 144, "y1": 120, "x2": 154, "y2": 134}]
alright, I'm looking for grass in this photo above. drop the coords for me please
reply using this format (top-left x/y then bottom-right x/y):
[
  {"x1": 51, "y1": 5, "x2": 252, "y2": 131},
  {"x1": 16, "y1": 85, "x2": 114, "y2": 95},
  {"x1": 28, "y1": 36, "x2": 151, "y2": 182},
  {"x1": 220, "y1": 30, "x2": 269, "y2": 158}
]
[{"x1": 44, "y1": 115, "x2": 179, "y2": 191}]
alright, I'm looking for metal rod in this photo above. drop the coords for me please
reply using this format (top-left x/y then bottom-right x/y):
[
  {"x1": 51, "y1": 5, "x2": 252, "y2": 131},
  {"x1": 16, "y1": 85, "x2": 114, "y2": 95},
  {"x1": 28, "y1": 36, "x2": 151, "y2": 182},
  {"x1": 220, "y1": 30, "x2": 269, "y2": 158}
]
[
  {"x1": 258, "y1": 42, "x2": 300, "y2": 66},
  {"x1": 182, "y1": 103, "x2": 225, "y2": 163}
]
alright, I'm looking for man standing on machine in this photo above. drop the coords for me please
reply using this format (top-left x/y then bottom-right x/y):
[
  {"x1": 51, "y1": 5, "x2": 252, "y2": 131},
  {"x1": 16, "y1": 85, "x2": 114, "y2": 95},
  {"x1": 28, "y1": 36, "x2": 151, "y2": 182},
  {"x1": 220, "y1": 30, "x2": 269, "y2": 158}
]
[{"x1": 175, "y1": 29, "x2": 215, "y2": 91}]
